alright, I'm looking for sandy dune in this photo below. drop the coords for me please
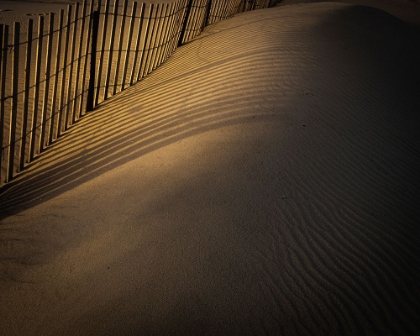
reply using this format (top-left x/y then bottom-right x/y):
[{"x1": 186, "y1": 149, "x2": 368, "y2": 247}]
[
  {"x1": 277, "y1": 0, "x2": 420, "y2": 28},
  {"x1": 1, "y1": 2, "x2": 420, "y2": 335}
]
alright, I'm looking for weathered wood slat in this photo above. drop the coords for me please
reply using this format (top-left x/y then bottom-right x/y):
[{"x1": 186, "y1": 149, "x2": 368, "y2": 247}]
[
  {"x1": 39, "y1": 12, "x2": 55, "y2": 152},
  {"x1": 153, "y1": 3, "x2": 170, "y2": 70},
  {"x1": 57, "y1": 5, "x2": 73, "y2": 137},
  {"x1": 30, "y1": 16, "x2": 44, "y2": 160},
  {"x1": 147, "y1": 4, "x2": 165, "y2": 74},
  {"x1": 8, "y1": 22, "x2": 20, "y2": 181},
  {"x1": 155, "y1": 3, "x2": 173, "y2": 68},
  {"x1": 129, "y1": 2, "x2": 146, "y2": 85},
  {"x1": 141, "y1": 4, "x2": 160, "y2": 78},
  {"x1": 167, "y1": 1, "x2": 179, "y2": 55},
  {"x1": 49, "y1": 9, "x2": 65, "y2": 144},
  {"x1": 95, "y1": 0, "x2": 110, "y2": 105},
  {"x1": 104, "y1": 0, "x2": 119, "y2": 100},
  {"x1": 65, "y1": 2, "x2": 79, "y2": 129},
  {"x1": 20, "y1": 19, "x2": 34, "y2": 170},
  {"x1": 80, "y1": 0, "x2": 95, "y2": 113},
  {"x1": 72, "y1": 0, "x2": 87, "y2": 123},
  {"x1": 135, "y1": 3, "x2": 152, "y2": 82},
  {"x1": 160, "y1": 2, "x2": 176, "y2": 62},
  {"x1": 121, "y1": 1, "x2": 138, "y2": 91},
  {"x1": 87, "y1": 10, "x2": 99, "y2": 112},
  {"x1": 0, "y1": 25, "x2": 8, "y2": 186},
  {"x1": 113, "y1": 0, "x2": 129, "y2": 95}
]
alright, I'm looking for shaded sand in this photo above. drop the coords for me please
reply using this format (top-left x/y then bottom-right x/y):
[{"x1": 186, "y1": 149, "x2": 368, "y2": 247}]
[
  {"x1": 277, "y1": 0, "x2": 420, "y2": 28},
  {"x1": 1, "y1": 2, "x2": 420, "y2": 335}
]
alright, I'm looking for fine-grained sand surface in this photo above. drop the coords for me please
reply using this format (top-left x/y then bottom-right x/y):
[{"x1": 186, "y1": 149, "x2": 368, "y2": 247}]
[{"x1": 1, "y1": 2, "x2": 420, "y2": 335}]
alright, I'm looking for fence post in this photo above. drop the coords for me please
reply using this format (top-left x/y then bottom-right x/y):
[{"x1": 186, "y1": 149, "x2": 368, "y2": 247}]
[
  {"x1": 0, "y1": 24, "x2": 6, "y2": 186},
  {"x1": 8, "y1": 22, "x2": 20, "y2": 182},
  {"x1": 87, "y1": 10, "x2": 99, "y2": 112},
  {"x1": 20, "y1": 19, "x2": 33, "y2": 171},
  {"x1": 178, "y1": 0, "x2": 193, "y2": 46},
  {"x1": 204, "y1": 0, "x2": 212, "y2": 27}
]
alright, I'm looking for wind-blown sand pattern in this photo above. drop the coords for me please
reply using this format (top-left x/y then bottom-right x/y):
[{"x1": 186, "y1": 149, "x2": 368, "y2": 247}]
[{"x1": 1, "y1": 2, "x2": 420, "y2": 335}]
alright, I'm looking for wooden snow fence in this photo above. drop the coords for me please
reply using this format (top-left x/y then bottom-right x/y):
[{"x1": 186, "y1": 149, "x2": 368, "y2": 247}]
[{"x1": 0, "y1": 0, "x2": 279, "y2": 188}]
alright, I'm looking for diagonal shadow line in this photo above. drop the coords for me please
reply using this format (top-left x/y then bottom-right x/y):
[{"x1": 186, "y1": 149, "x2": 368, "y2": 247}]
[
  {"x1": 5, "y1": 3, "x2": 417, "y2": 221},
  {"x1": 0, "y1": 42, "x2": 285, "y2": 220}
]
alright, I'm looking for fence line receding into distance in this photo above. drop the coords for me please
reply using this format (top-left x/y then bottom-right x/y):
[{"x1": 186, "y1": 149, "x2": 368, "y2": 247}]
[{"x1": 0, "y1": 0, "x2": 278, "y2": 189}]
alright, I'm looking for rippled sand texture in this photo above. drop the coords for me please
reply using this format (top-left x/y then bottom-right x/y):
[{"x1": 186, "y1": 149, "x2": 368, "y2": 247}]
[{"x1": 1, "y1": 3, "x2": 420, "y2": 335}]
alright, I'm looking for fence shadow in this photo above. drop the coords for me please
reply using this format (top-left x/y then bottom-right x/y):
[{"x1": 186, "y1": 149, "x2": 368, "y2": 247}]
[
  {"x1": 0, "y1": 25, "x2": 284, "y2": 219},
  {"x1": 1, "y1": 0, "x2": 279, "y2": 189}
]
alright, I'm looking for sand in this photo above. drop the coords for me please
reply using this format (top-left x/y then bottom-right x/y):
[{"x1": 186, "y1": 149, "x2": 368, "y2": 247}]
[
  {"x1": 1, "y1": 1, "x2": 420, "y2": 335},
  {"x1": 277, "y1": 0, "x2": 420, "y2": 28}
]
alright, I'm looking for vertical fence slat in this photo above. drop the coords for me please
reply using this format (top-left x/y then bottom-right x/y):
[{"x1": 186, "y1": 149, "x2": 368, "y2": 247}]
[
  {"x1": 39, "y1": 12, "x2": 55, "y2": 152},
  {"x1": 104, "y1": 0, "x2": 119, "y2": 100},
  {"x1": 161, "y1": 2, "x2": 177, "y2": 62},
  {"x1": 141, "y1": 4, "x2": 160, "y2": 78},
  {"x1": 151, "y1": 4, "x2": 168, "y2": 71},
  {"x1": 0, "y1": 24, "x2": 4, "y2": 185},
  {"x1": 49, "y1": 9, "x2": 65, "y2": 144},
  {"x1": 221, "y1": 0, "x2": 230, "y2": 19},
  {"x1": 0, "y1": 25, "x2": 8, "y2": 186},
  {"x1": 205, "y1": 0, "x2": 213, "y2": 26},
  {"x1": 164, "y1": 1, "x2": 181, "y2": 61},
  {"x1": 65, "y1": 2, "x2": 79, "y2": 130},
  {"x1": 135, "y1": 3, "x2": 152, "y2": 83},
  {"x1": 58, "y1": 5, "x2": 72, "y2": 136},
  {"x1": 87, "y1": 10, "x2": 99, "y2": 112},
  {"x1": 113, "y1": 0, "x2": 129, "y2": 95},
  {"x1": 226, "y1": 0, "x2": 235, "y2": 17},
  {"x1": 121, "y1": 1, "x2": 137, "y2": 91},
  {"x1": 130, "y1": 2, "x2": 146, "y2": 85},
  {"x1": 29, "y1": 16, "x2": 44, "y2": 160},
  {"x1": 186, "y1": 0, "x2": 201, "y2": 42},
  {"x1": 143, "y1": 4, "x2": 160, "y2": 77},
  {"x1": 8, "y1": 22, "x2": 20, "y2": 181},
  {"x1": 80, "y1": 0, "x2": 95, "y2": 113},
  {"x1": 178, "y1": 0, "x2": 193, "y2": 46},
  {"x1": 190, "y1": 0, "x2": 205, "y2": 40},
  {"x1": 72, "y1": 0, "x2": 87, "y2": 123},
  {"x1": 156, "y1": 3, "x2": 173, "y2": 67},
  {"x1": 20, "y1": 19, "x2": 33, "y2": 171},
  {"x1": 171, "y1": 0, "x2": 185, "y2": 52},
  {"x1": 147, "y1": 4, "x2": 164, "y2": 74},
  {"x1": 95, "y1": 0, "x2": 109, "y2": 105}
]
